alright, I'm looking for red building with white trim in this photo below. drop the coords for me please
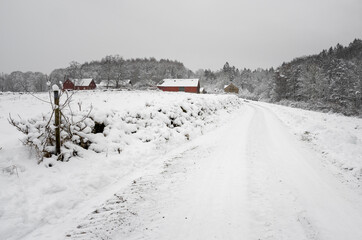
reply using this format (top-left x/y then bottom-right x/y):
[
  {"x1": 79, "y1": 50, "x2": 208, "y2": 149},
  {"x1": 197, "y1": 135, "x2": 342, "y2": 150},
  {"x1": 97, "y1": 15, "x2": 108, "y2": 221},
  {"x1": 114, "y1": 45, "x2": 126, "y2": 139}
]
[
  {"x1": 157, "y1": 79, "x2": 200, "y2": 93},
  {"x1": 62, "y1": 78, "x2": 97, "y2": 90}
]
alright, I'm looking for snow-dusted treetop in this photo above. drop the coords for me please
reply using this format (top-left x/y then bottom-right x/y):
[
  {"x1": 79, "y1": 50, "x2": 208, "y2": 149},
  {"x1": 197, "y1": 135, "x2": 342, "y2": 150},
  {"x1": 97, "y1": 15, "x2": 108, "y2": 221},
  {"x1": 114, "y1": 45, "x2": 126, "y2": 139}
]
[{"x1": 157, "y1": 79, "x2": 199, "y2": 87}]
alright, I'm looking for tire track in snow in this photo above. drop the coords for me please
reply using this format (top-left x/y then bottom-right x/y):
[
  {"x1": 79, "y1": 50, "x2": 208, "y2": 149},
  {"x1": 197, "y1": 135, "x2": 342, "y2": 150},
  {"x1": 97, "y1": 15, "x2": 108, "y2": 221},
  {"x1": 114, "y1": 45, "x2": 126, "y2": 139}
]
[
  {"x1": 126, "y1": 106, "x2": 254, "y2": 240},
  {"x1": 64, "y1": 144, "x2": 206, "y2": 240},
  {"x1": 246, "y1": 104, "x2": 318, "y2": 240},
  {"x1": 246, "y1": 102, "x2": 362, "y2": 240}
]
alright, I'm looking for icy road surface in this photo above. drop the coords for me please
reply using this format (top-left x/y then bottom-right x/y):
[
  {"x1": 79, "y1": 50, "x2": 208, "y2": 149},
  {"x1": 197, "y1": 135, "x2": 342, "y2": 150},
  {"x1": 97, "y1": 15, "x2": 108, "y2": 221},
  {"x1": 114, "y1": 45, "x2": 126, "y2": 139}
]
[{"x1": 61, "y1": 102, "x2": 362, "y2": 240}]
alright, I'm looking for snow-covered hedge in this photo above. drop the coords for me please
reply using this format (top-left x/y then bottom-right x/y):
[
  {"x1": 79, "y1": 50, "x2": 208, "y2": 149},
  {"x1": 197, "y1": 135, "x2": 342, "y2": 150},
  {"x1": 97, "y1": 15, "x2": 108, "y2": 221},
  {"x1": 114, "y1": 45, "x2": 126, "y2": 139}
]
[{"x1": 9, "y1": 92, "x2": 242, "y2": 164}]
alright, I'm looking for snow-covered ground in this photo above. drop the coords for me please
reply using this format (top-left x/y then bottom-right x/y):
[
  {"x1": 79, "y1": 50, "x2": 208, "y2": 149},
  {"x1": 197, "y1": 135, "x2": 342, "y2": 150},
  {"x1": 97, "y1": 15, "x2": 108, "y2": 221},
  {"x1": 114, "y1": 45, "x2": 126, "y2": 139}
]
[
  {"x1": 0, "y1": 90, "x2": 241, "y2": 240},
  {"x1": 262, "y1": 102, "x2": 362, "y2": 191},
  {"x1": 1, "y1": 91, "x2": 362, "y2": 240}
]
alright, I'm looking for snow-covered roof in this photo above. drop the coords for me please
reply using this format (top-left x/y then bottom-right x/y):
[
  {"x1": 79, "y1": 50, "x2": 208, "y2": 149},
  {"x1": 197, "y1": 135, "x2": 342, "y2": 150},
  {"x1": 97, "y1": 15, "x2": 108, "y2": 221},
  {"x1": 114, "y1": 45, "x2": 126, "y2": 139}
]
[
  {"x1": 98, "y1": 80, "x2": 115, "y2": 87},
  {"x1": 224, "y1": 83, "x2": 237, "y2": 89},
  {"x1": 157, "y1": 79, "x2": 199, "y2": 87},
  {"x1": 73, "y1": 78, "x2": 93, "y2": 87}
]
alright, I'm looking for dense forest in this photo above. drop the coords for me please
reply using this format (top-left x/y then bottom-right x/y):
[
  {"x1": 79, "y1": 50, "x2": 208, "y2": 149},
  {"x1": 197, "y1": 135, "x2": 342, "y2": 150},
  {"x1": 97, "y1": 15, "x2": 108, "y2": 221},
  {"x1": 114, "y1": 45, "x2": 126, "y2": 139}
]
[
  {"x1": 273, "y1": 39, "x2": 362, "y2": 115},
  {"x1": 1, "y1": 39, "x2": 361, "y2": 116}
]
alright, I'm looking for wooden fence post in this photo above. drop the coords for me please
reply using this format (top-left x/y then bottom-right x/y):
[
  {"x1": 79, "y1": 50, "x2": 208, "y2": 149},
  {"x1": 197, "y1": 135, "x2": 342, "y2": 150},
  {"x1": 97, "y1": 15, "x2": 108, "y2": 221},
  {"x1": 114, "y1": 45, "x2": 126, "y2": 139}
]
[{"x1": 53, "y1": 85, "x2": 61, "y2": 156}]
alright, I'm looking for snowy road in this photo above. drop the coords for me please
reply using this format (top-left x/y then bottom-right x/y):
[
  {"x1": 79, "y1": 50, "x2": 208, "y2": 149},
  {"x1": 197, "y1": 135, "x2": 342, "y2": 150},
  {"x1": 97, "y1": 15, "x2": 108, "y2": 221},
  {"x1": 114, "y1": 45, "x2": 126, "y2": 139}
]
[
  {"x1": 20, "y1": 101, "x2": 362, "y2": 240},
  {"x1": 244, "y1": 103, "x2": 362, "y2": 240},
  {"x1": 108, "y1": 102, "x2": 362, "y2": 240}
]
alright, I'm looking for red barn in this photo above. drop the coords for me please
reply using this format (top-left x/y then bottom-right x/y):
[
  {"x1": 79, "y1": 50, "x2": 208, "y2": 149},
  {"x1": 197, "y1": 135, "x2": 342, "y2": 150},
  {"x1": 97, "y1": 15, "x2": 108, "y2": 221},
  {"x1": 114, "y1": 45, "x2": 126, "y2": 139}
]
[
  {"x1": 157, "y1": 79, "x2": 200, "y2": 93},
  {"x1": 62, "y1": 78, "x2": 96, "y2": 90}
]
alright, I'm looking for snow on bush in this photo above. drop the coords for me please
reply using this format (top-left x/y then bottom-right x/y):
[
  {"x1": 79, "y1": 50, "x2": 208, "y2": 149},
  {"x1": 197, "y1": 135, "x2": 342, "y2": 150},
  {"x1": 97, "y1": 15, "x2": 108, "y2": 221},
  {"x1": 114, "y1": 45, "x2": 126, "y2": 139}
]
[{"x1": 9, "y1": 91, "x2": 242, "y2": 164}]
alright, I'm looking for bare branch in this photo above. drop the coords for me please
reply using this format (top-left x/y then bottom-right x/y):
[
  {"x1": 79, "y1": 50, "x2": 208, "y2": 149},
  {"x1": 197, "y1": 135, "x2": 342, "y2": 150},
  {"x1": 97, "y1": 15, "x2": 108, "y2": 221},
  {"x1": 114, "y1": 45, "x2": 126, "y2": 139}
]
[{"x1": 28, "y1": 92, "x2": 52, "y2": 104}]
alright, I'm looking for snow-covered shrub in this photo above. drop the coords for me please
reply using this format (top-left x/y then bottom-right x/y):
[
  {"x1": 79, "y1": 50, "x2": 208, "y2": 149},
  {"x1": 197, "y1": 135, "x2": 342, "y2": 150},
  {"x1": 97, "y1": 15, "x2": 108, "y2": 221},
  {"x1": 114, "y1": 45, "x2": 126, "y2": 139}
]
[
  {"x1": 9, "y1": 92, "x2": 242, "y2": 164},
  {"x1": 8, "y1": 106, "x2": 97, "y2": 162}
]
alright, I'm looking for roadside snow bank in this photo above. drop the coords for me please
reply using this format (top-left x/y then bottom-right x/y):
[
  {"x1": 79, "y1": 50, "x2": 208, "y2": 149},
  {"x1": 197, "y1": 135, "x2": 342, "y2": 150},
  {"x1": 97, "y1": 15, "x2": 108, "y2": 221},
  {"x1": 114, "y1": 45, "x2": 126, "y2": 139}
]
[
  {"x1": 0, "y1": 91, "x2": 242, "y2": 240},
  {"x1": 260, "y1": 102, "x2": 362, "y2": 189}
]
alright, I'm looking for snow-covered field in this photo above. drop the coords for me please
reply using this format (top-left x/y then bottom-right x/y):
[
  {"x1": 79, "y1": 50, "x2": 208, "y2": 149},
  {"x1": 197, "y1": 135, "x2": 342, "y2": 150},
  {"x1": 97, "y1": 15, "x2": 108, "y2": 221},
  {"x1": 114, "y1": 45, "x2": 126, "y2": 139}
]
[
  {"x1": 1, "y1": 91, "x2": 362, "y2": 240},
  {"x1": 262, "y1": 102, "x2": 362, "y2": 190},
  {"x1": 0, "y1": 90, "x2": 241, "y2": 239}
]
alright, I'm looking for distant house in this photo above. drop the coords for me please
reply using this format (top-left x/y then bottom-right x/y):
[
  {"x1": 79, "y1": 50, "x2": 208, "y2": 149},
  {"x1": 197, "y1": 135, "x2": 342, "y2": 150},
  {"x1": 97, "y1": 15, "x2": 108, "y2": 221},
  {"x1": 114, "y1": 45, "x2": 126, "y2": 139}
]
[
  {"x1": 157, "y1": 79, "x2": 200, "y2": 93},
  {"x1": 224, "y1": 83, "x2": 239, "y2": 94},
  {"x1": 63, "y1": 78, "x2": 96, "y2": 90},
  {"x1": 97, "y1": 79, "x2": 132, "y2": 89}
]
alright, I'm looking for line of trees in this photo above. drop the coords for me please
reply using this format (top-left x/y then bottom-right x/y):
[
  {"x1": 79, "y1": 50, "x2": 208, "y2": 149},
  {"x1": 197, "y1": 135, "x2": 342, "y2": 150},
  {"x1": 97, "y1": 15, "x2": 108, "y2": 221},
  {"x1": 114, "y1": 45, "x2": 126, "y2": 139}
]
[
  {"x1": 197, "y1": 39, "x2": 362, "y2": 115},
  {"x1": 50, "y1": 56, "x2": 193, "y2": 89},
  {"x1": 0, "y1": 71, "x2": 48, "y2": 92},
  {"x1": 0, "y1": 56, "x2": 192, "y2": 92},
  {"x1": 196, "y1": 63, "x2": 275, "y2": 99},
  {"x1": 1, "y1": 39, "x2": 362, "y2": 115}
]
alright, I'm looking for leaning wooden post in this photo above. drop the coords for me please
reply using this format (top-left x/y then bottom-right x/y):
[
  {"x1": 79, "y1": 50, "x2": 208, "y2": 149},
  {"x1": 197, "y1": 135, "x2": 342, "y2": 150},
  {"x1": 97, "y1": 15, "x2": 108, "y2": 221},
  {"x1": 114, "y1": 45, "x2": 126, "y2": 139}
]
[{"x1": 53, "y1": 84, "x2": 61, "y2": 156}]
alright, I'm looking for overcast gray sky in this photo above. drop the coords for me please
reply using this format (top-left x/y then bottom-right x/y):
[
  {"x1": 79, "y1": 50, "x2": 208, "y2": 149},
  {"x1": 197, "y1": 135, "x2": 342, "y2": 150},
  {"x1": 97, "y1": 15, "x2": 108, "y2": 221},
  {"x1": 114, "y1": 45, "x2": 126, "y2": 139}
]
[{"x1": 1, "y1": 0, "x2": 362, "y2": 74}]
